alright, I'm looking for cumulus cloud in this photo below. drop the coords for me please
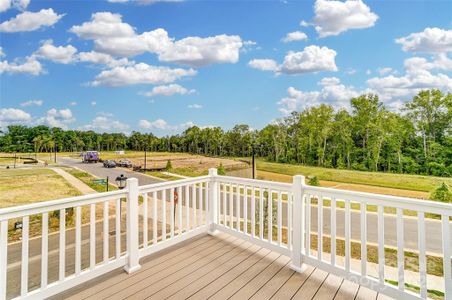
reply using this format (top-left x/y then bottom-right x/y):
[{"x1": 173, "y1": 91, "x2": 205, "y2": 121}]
[
  {"x1": 248, "y1": 59, "x2": 279, "y2": 72},
  {"x1": 395, "y1": 27, "x2": 452, "y2": 53},
  {"x1": 378, "y1": 67, "x2": 393, "y2": 76},
  {"x1": 142, "y1": 84, "x2": 195, "y2": 97},
  {"x1": 37, "y1": 108, "x2": 75, "y2": 129},
  {"x1": 0, "y1": 8, "x2": 64, "y2": 32},
  {"x1": 367, "y1": 56, "x2": 452, "y2": 101},
  {"x1": 0, "y1": 56, "x2": 43, "y2": 75},
  {"x1": 311, "y1": 0, "x2": 378, "y2": 38},
  {"x1": 281, "y1": 46, "x2": 338, "y2": 74},
  {"x1": 188, "y1": 104, "x2": 202, "y2": 109},
  {"x1": 249, "y1": 45, "x2": 337, "y2": 75},
  {"x1": 282, "y1": 31, "x2": 308, "y2": 43},
  {"x1": 0, "y1": 0, "x2": 29, "y2": 12},
  {"x1": 33, "y1": 40, "x2": 78, "y2": 64},
  {"x1": 70, "y1": 12, "x2": 243, "y2": 66},
  {"x1": 0, "y1": 108, "x2": 32, "y2": 128},
  {"x1": 278, "y1": 77, "x2": 362, "y2": 114},
  {"x1": 89, "y1": 62, "x2": 196, "y2": 87},
  {"x1": 81, "y1": 114, "x2": 129, "y2": 132},
  {"x1": 78, "y1": 51, "x2": 131, "y2": 67},
  {"x1": 20, "y1": 99, "x2": 43, "y2": 107},
  {"x1": 139, "y1": 118, "x2": 194, "y2": 131}
]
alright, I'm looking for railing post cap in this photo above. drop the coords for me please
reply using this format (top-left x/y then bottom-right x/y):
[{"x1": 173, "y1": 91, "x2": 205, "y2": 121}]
[
  {"x1": 209, "y1": 168, "x2": 218, "y2": 176},
  {"x1": 293, "y1": 175, "x2": 306, "y2": 185},
  {"x1": 126, "y1": 177, "x2": 139, "y2": 186}
]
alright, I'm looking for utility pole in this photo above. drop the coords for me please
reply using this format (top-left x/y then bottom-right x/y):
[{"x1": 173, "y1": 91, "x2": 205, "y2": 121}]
[
  {"x1": 144, "y1": 146, "x2": 147, "y2": 172},
  {"x1": 252, "y1": 146, "x2": 255, "y2": 179}
]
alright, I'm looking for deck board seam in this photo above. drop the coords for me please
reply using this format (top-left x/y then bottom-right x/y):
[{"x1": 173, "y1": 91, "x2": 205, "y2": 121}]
[
  {"x1": 208, "y1": 251, "x2": 281, "y2": 299},
  {"x1": 287, "y1": 267, "x2": 317, "y2": 300},
  {"x1": 247, "y1": 260, "x2": 292, "y2": 300},
  {"x1": 175, "y1": 247, "x2": 271, "y2": 300},
  {"x1": 125, "y1": 239, "x2": 250, "y2": 300},
  {"x1": 83, "y1": 235, "x2": 227, "y2": 299}
]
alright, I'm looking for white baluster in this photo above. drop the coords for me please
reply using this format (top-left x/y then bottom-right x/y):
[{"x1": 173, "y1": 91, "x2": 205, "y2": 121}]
[
  {"x1": 396, "y1": 208, "x2": 404, "y2": 291},
  {"x1": 41, "y1": 212, "x2": 48, "y2": 288},
  {"x1": 21, "y1": 216, "x2": 29, "y2": 297}
]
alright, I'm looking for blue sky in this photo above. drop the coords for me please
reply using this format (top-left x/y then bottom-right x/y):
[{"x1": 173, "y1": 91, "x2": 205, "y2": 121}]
[{"x1": 0, "y1": 0, "x2": 451, "y2": 136}]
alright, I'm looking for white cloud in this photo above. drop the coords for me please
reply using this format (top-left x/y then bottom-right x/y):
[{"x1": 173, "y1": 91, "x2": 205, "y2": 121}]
[
  {"x1": 278, "y1": 76, "x2": 362, "y2": 114},
  {"x1": 0, "y1": 108, "x2": 32, "y2": 128},
  {"x1": 142, "y1": 84, "x2": 195, "y2": 97},
  {"x1": 0, "y1": 8, "x2": 64, "y2": 32},
  {"x1": 70, "y1": 12, "x2": 243, "y2": 66},
  {"x1": 69, "y1": 101, "x2": 77, "y2": 106},
  {"x1": 81, "y1": 114, "x2": 129, "y2": 132},
  {"x1": 188, "y1": 103, "x2": 202, "y2": 109},
  {"x1": 70, "y1": 12, "x2": 135, "y2": 40},
  {"x1": 248, "y1": 59, "x2": 279, "y2": 72},
  {"x1": 78, "y1": 51, "x2": 131, "y2": 67},
  {"x1": 33, "y1": 40, "x2": 77, "y2": 64},
  {"x1": 37, "y1": 108, "x2": 75, "y2": 129},
  {"x1": 91, "y1": 101, "x2": 97, "y2": 106},
  {"x1": 249, "y1": 45, "x2": 337, "y2": 75},
  {"x1": 89, "y1": 62, "x2": 196, "y2": 87},
  {"x1": 312, "y1": 0, "x2": 378, "y2": 38},
  {"x1": 0, "y1": 57, "x2": 43, "y2": 75},
  {"x1": 280, "y1": 45, "x2": 338, "y2": 74},
  {"x1": 20, "y1": 99, "x2": 43, "y2": 107},
  {"x1": 0, "y1": 0, "x2": 29, "y2": 12},
  {"x1": 139, "y1": 118, "x2": 194, "y2": 131},
  {"x1": 378, "y1": 67, "x2": 393, "y2": 76},
  {"x1": 282, "y1": 31, "x2": 308, "y2": 43},
  {"x1": 0, "y1": 47, "x2": 4, "y2": 57},
  {"x1": 396, "y1": 27, "x2": 452, "y2": 54},
  {"x1": 158, "y1": 34, "x2": 243, "y2": 67},
  {"x1": 367, "y1": 56, "x2": 452, "y2": 102}
]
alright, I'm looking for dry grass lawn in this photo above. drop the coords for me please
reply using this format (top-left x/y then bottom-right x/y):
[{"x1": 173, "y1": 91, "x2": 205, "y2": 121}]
[{"x1": 0, "y1": 168, "x2": 81, "y2": 208}]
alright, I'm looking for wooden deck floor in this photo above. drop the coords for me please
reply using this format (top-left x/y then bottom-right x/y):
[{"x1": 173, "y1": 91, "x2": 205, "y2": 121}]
[{"x1": 52, "y1": 233, "x2": 393, "y2": 300}]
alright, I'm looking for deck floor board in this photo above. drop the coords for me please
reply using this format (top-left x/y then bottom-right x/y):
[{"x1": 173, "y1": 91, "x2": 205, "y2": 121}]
[{"x1": 52, "y1": 233, "x2": 393, "y2": 300}]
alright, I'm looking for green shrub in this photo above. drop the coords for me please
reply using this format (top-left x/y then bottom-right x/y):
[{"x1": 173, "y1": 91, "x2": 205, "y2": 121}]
[
  {"x1": 308, "y1": 176, "x2": 320, "y2": 186},
  {"x1": 165, "y1": 159, "x2": 172, "y2": 171},
  {"x1": 217, "y1": 163, "x2": 226, "y2": 175},
  {"x1": 430, "y1": 183, "x2": 452, "y2": 203}
]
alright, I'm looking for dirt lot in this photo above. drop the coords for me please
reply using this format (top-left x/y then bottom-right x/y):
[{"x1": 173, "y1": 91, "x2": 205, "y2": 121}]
[{"x1": 101, "y1": 151, "x2": 248, "y2": 175}]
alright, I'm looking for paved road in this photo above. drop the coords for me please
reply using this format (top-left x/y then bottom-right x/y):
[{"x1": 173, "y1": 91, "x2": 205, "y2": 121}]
[{"x1": 57, "y1": 157, "x2": 162, "y2": 186}]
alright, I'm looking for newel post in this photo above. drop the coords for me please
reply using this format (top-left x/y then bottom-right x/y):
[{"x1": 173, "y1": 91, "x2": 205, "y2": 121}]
[
  {"x1": 290, "y1": 175, "x2": 307, "y2": 273},
  {"x1": 124, "y1": 178, "x2": 141, "y2": 274},
  {"x1": 208, "y1": 168, "x2": 218, "y2": 235}
]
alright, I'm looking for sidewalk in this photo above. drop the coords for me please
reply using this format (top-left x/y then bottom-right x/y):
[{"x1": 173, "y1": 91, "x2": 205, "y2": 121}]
[{"x1": 51, "y1": 167, "x2": 97, "y2": 195}]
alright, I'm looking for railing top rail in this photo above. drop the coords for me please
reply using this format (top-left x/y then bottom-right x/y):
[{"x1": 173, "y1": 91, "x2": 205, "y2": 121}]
[
  {"x1": 138, "y1": 175, "x2": 210, "y2": 193},
  {"x1": 305, "y1": 185, "x2": 452, "y2": 214},
  {"x1": 0, "y1": 189, "x2": 128, "y2": 221},
  {"x1": 215, "y1": 175, "x2": 292, "y2": 191}
]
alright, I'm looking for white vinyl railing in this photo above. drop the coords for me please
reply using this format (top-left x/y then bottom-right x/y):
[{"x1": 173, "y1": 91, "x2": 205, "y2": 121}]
[{"x1": 0, "y1": 169, "x2": 451, "y2": 300}]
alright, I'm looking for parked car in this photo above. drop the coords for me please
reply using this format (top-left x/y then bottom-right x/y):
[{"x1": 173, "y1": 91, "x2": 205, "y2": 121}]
[
  {"x1": 117, "y1": 159, "x2": 132, "y2": 168},
  {"x1": 103, "y1": 160, "x2": 116, "y2": 168}
]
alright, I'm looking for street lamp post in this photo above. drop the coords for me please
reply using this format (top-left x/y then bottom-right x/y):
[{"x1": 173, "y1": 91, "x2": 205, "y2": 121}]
[{"x1": 116, "y1": 174, "x2": 128, "y2": 219}]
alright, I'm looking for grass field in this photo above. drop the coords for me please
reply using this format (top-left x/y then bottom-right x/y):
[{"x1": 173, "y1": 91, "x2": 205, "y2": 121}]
[
  {"x1": 0, "y1": 168, "x2": 81, "y2": 208},
  {"x1": 256, "y1": 160, "x2": 451, "y2": 194},
  {"x1": 62, "y1": 167, "x2": 118, "y2": 192}
]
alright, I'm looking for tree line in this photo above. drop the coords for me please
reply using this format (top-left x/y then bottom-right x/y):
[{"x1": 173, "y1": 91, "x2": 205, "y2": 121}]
[{"x1": 1, "y1": 89, "x2": 450, "y2": 177}]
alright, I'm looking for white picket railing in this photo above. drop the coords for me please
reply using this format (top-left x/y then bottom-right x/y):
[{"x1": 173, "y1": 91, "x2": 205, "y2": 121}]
[{"x1": 0, "y1": 169, "x2": 451, "y2": 300}]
